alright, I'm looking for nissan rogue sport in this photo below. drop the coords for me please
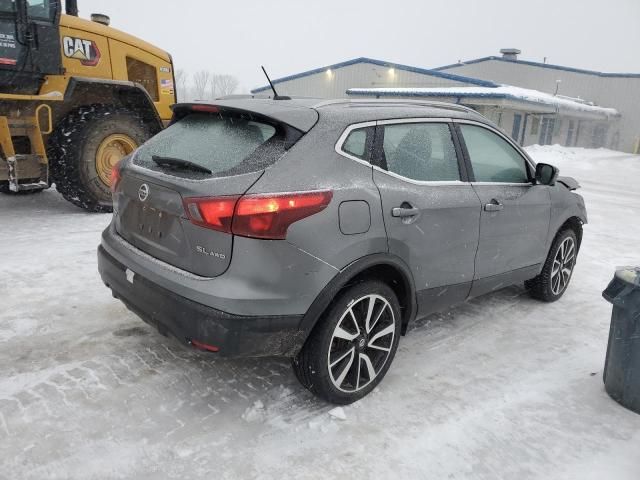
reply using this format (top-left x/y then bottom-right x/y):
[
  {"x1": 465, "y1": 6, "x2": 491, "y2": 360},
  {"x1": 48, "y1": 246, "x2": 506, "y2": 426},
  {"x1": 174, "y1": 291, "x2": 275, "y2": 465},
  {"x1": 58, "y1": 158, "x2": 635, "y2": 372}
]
[{"x1": 98, "y1": 97, "x2": 587, "y2": 404}]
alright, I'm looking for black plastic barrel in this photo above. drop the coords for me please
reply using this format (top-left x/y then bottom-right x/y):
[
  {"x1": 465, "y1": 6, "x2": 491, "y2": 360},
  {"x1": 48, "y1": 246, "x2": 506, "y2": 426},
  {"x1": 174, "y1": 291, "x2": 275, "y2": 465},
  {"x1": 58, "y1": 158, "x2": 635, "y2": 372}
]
[{"x1": 602, "y1": 267, "x2": 640, "y2": 414}]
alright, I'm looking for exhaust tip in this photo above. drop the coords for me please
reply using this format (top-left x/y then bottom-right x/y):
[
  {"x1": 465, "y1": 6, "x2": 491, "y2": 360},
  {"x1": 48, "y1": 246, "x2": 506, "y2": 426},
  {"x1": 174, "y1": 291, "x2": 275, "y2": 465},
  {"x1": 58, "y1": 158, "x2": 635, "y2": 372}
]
[{"x1": 91, "y1": 13, "x2": 111, "y2": 26}]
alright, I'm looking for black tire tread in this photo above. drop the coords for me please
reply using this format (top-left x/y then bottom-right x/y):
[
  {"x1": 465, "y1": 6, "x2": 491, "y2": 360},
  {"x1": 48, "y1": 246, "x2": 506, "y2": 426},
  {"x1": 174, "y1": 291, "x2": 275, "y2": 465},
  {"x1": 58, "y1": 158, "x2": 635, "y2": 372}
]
[
  {"x1": 47, "y1": 105, "x2": 151, "y2": 212},
  {"x1": 292, "y1": 280, "x2": 401, "y2": 404},
  {"x1": 525, "y1": 228, "x2": 577, "y2": 302}
]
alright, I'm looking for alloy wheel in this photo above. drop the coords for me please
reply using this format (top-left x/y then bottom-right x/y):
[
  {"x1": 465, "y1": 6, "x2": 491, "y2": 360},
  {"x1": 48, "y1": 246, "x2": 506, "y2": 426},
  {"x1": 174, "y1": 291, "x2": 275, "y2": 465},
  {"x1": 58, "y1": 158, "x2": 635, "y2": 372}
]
[
  {"x1": 327, "y1": 294, "x2": 396, "y2": 393},
  {"x1": 550, "y1": 237, "x2": 576, "y2": 295}
]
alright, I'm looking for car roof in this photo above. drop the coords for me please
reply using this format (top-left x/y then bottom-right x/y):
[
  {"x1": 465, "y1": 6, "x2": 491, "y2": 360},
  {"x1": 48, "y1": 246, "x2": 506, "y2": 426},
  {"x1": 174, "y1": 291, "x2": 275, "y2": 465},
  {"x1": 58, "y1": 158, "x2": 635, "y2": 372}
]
[{"x1": 178, "y1": 96, "x2": 488, "y2": 132}]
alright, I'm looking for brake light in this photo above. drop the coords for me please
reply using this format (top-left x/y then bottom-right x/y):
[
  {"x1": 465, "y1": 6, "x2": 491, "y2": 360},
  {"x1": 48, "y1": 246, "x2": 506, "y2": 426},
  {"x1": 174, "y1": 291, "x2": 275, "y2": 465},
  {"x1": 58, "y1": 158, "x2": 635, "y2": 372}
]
[
  {"x1": 183, "y1": 196, "x2": 240, "y2": 233},
  {"x1": 190, "y1": 105, "x2": 220, "y2": 113},
  {"x1": 110, "y1": 161, "x2": 122, "y2": 193},
  {"x1": 234, "y1": 191, "x2": 333, "y2": 239},
  {"x1": 183, "y1": 190, "x2": 333, "y2": 240}
]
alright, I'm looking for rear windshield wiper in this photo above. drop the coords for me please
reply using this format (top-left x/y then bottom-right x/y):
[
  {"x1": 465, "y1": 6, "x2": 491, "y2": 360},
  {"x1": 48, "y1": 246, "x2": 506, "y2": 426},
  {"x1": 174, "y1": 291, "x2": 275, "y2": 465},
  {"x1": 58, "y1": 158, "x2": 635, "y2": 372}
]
[{"x1": 151, "y1": 155, "x2": 213, "y2": 174}]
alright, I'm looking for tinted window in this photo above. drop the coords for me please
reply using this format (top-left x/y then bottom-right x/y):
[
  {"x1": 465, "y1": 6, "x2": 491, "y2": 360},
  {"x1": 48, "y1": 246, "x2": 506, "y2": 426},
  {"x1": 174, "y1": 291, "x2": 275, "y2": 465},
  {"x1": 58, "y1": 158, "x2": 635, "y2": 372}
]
[
  {"x1": 27, "y1": 0, "x2": 52, "y2": 20},
  {"x1": 460, "y1": 124, "x2": 529, "y2": 183},
  {"x1": 135, "y1": 113, "x2": 278, "y2": 178},
  {"x1": 381, "y1": 123, "x2": 460, "y2": 181},
  {"x1": 127, "y1": 57, "x2": 159, "y2": 102},
  {"x1": 342, "y1": 128, "x2": 368, "y2": 160}
]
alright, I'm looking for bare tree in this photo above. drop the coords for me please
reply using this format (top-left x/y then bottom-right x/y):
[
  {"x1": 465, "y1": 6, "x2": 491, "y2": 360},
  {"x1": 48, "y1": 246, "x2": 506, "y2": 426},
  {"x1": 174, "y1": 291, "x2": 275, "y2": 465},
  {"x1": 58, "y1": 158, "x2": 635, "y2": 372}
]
[
  {"x1": 174, "y1": 69, "x2": 189, "y2": 102},
  {"x1": 192, "y1": 70, "x2": 211, "y2": 100},
  {"x1": 210, "y1": 74, "x2": 240, "y2": 98}
]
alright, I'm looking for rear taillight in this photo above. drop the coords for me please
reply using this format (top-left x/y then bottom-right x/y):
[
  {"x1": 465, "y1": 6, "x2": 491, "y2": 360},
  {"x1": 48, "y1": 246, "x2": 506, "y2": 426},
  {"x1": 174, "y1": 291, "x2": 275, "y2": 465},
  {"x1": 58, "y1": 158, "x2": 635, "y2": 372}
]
[
  {"x1": 110, "y1": 161, "x2": 122, "y2": 193},
  {"x1": 183, "y1": 195, "x2": 240, "y2": 232},
  {"x1": 183, "y1": 190, "x2": 333, "y2": 240}
]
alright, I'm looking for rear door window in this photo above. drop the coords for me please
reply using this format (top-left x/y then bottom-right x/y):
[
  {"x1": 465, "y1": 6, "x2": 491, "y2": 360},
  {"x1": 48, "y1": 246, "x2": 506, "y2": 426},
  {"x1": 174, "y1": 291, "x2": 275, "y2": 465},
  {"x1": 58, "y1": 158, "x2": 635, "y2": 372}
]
[
  {"x1": 380, "y1": 122, "x2": 461, "y2": 182},
  {"x1": 134, "y1": 113, "x2": 279, "y2": 178}
]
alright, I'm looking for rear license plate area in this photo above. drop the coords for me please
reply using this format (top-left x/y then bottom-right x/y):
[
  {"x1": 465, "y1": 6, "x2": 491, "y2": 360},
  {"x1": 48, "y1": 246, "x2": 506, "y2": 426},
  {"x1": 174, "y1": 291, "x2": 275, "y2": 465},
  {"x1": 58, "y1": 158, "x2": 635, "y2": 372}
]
[{"x1": 136, "y1": 204, "x2": 168, "y2": 240}]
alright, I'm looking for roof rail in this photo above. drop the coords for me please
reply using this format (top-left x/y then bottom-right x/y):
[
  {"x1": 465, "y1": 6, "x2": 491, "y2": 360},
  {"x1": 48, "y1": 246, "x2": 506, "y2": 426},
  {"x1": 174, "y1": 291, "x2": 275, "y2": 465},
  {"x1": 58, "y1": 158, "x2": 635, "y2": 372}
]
[{"x1": 312, "y1": 98, "x2": 480, "y2": 114}]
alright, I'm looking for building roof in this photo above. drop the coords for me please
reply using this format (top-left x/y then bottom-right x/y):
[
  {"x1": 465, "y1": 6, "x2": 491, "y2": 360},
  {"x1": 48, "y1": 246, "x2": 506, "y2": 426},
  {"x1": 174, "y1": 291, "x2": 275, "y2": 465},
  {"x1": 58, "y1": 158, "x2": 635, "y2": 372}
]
[
  {"x1": 346, "y1": 86, "x2": 620, "y2": 118},
  {"x1": 251, "y1": 57, "x2": 499, "y2": 93},
  {"x1": 433, "y1": 56, "x2": 640, "y2": 79}
]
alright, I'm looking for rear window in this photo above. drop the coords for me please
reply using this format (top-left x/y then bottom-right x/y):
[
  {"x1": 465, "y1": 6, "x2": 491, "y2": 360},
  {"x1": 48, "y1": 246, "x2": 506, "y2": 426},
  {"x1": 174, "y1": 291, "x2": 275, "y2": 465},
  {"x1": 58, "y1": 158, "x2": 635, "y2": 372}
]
[{"x1": 134, "y1": 113, "x2": 281, "y2": 178}]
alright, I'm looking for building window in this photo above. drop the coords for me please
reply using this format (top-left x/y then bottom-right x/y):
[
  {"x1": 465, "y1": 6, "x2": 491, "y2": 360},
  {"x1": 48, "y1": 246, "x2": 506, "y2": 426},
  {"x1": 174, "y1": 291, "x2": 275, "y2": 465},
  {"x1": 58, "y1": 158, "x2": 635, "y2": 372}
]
[
  {"x1": 126, "y1": 57, "x2": 159, "y2": 102},
  {"x1": 566, "y1": 120, "x2": 576, "y2": 146},
  {"x1": 539, "y1": 117, "x2": 555, "y2": 146},
  {"x1": 511, "y1": 113, "x2": 522, "y2": 142},
  {"x1": 530, "y1": 117, "x2": 540, "y2": 135}
]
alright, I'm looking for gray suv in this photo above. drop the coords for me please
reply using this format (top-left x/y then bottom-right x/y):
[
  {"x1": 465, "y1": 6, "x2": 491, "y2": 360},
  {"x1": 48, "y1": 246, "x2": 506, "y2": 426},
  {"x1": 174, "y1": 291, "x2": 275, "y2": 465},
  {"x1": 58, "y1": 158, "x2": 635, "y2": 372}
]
[{"x1": 98, "y1": 98, "x2": 587, "y2": 404}]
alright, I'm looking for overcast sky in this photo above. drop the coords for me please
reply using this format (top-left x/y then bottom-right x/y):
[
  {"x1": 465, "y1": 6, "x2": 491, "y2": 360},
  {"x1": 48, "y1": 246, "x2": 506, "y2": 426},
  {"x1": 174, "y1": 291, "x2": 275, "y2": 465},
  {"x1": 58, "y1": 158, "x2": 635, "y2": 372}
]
[{"x1": 79, "y1": 0, "x2": 640, "y2": 93}]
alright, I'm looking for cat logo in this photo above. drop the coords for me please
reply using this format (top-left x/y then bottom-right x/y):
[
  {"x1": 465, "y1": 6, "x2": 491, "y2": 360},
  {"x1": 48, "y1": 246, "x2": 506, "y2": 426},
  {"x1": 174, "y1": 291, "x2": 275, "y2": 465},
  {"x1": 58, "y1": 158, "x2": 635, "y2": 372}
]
[{"x1": 62, "y1": 36, "x2": 101, "y2": 66}]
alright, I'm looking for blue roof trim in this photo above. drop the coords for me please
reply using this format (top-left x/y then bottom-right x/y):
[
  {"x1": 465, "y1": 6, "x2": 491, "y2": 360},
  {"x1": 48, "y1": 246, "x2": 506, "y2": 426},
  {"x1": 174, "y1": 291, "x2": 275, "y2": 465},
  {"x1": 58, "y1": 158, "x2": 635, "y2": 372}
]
[
  {"x1": 250, "y1": 57, "x2": 499, "y2": 93},
  {"x1": 434, "y1": 56, "x2": 640, "y2": 78},
  {"x1": 346, "y1": 89, "x2": 620, "y2": 117}
]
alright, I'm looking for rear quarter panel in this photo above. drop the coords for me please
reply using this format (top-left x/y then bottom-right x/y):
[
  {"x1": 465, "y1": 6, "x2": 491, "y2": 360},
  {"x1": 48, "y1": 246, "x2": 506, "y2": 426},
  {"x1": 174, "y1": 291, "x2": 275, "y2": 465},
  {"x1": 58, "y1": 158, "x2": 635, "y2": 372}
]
[{"x1": 245, "y1": 116, "x2": 388, "y2": 271}]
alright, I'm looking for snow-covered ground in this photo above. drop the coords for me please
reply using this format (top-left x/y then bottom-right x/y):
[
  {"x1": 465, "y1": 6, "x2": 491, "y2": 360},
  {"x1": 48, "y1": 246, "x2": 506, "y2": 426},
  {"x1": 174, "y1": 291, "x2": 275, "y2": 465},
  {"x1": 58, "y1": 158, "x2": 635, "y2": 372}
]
[{"x1": 1, "y1": 146, "x2": 639, "y2": 479}]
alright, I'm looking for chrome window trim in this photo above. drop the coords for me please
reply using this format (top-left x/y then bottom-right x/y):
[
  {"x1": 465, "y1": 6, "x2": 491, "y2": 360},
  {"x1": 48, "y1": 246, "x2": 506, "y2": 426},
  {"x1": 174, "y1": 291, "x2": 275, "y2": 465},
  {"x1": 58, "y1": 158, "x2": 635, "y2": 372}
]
[
  {"x1": 372, "y1": 165, "x2": 470, "y2": 186},
  {"x1": 335, "y1": 118, "x2": 466, "y2": 186},
  {"x1": 471, "y1": 182, "x2": 532, "y2": 187},
  {"x1": 334, "y1": 121, "x2": 377, "y2": 167},
  {"x1": 376, "y1": 117, "x2": 454, "y2": 125},
  {"x1": 453, "y1": 119, "x2": 537, "y2": 186}
]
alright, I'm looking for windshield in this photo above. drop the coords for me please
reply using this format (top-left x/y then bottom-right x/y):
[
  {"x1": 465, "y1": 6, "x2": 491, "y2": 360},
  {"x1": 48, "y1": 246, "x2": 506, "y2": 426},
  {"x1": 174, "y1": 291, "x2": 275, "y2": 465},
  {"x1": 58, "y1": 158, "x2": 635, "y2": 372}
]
[
  {"x1": 134, "y1": 113, "x2": 282, "y2": 178},
  {"x1": 0, "y1": 0, "x2": 55, "y2": 19},
  {"x1": 27, "y1": 0, "x2": 53, "y2": 20}
]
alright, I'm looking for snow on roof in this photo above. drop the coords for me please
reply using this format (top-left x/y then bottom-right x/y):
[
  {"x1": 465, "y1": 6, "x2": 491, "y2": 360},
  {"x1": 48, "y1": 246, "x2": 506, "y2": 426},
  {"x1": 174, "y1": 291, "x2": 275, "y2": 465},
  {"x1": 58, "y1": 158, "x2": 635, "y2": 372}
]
[{"x1": 346, "y1": 85, "x2": 619, "y2": 118}]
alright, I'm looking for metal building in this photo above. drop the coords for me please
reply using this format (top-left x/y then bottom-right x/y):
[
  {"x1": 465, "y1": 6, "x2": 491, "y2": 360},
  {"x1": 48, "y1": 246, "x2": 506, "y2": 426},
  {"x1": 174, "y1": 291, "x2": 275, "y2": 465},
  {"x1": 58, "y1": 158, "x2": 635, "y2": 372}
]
[
  {"x1": 251, "y1": 54, "x2": 638, "y2": 153},
  {"x1": 435, "y1": 50, "x2": 640, "y2": 153}
]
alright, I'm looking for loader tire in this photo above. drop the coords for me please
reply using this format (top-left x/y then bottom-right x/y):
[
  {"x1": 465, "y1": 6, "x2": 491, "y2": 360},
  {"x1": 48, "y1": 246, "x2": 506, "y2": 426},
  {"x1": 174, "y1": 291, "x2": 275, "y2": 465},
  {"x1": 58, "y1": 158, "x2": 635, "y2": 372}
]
[{"x1": 48, "y1": 105, "x2": 152, "y2": 212}]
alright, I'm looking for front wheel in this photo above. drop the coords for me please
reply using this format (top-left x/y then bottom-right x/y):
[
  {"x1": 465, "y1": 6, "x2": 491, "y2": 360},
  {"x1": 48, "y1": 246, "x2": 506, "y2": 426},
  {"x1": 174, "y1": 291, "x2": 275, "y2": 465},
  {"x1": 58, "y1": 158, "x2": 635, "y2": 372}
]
[
  {"x1": 526, "y1": 229, "x2": 578, "y2": 302},
  {"x1": 48, "y1": 105, "x2": 152, "y2": 212},
  {"x1": 293, "y1": 280, "x2": 402, "y2": 404}
]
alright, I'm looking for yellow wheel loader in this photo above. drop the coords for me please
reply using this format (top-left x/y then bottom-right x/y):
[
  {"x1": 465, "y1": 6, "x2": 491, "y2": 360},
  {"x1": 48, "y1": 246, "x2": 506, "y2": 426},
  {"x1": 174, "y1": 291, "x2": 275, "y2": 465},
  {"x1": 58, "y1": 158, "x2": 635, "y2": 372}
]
[{"x1": 0, "y1": 0, "x2": 174, "y2": 211}]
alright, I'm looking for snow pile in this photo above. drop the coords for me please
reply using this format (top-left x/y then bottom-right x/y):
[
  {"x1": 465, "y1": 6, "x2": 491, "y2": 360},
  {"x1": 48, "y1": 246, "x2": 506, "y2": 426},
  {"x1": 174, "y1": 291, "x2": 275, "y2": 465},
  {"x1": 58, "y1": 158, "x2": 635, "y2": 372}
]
[
  {"x1": 347, "y1": 85, "x2": 619, "y2": 117},
  {"x1": 1, "y1": 146, "x2": 640, "y2": 479}
]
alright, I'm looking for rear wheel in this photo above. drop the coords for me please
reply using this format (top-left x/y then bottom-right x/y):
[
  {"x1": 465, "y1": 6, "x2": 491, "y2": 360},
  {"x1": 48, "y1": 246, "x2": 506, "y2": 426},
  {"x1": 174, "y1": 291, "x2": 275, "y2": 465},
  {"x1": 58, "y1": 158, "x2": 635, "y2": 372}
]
[
  {"x1": 48, "y1": 105, "x2": 152, "y2": 212},
  {"x1": 525, "y1": 229, "x2": 578, "y2": 302},
  {"x1": 293, "y1": 280, "x2": 401, "y2": 404}
]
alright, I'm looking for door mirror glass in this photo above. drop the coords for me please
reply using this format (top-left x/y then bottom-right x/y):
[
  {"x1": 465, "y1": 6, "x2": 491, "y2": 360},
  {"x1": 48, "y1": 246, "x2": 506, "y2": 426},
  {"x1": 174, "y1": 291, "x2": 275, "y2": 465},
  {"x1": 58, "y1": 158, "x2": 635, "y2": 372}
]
[{"x1": 535, "y1": 163, "x2": 559, "y2": 185}]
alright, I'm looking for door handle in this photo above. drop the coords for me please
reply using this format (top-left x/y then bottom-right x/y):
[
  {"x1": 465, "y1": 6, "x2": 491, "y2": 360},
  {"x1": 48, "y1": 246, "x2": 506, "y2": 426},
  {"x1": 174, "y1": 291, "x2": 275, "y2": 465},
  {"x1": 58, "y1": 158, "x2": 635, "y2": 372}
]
[
  {"x1": 392, "y1": 206, "x2": 420, "y2": 218},
  {"x1": 484, "y1": 199, "x2": 504, "y2": 212}
]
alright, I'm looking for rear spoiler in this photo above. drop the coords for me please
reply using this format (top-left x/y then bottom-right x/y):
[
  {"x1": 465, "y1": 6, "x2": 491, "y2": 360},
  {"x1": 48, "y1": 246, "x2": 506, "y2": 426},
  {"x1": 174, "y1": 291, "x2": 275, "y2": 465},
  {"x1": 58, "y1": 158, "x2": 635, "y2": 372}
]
[
  {"x1": 171, "y1": 100, "x2": 319, "y2": 133},
  {"x1": 170, "y1": 103, "x2": 310, "y2": 149}
]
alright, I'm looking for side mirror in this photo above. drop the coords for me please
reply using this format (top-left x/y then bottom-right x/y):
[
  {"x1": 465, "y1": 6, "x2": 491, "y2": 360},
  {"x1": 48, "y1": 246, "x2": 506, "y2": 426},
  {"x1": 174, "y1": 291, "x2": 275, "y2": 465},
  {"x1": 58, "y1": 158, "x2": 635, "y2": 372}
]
[{"x1": 535, "y1": 163, "x2": 559, "y2": 186}]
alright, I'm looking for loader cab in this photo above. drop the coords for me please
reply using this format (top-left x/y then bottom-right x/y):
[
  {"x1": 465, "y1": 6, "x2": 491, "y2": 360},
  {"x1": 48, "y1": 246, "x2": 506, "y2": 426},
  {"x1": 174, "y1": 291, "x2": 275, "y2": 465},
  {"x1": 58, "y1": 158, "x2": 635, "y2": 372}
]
[{"x1": 0, "y1": 0, "x2": 63, "y2": 94}]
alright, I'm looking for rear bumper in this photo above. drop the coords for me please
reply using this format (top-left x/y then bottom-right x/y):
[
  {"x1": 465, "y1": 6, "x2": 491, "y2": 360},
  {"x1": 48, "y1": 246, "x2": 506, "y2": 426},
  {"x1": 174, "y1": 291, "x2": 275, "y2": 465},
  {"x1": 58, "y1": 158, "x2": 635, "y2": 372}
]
[{"x1": 98, "y1": 246, "x2": 305, "y2": 357}]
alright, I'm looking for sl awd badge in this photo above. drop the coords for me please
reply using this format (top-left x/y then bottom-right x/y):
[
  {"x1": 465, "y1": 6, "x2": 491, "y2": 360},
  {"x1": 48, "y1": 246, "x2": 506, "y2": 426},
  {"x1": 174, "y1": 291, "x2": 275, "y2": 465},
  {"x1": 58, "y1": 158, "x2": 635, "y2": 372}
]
[{"x1": 138, "y1": 184, "x2": 149, "y2": 202}]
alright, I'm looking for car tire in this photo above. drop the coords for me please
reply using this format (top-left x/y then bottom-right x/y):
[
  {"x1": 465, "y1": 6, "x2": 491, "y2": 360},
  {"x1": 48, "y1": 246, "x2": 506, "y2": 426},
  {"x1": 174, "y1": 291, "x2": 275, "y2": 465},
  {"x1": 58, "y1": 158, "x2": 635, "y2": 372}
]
[
  {"x1": 525, "y1": 229, "x2": 578, "y2": 302},
  {"x1": 292, "y1": 280, "x2": 402, "y2": 404},
  {"x1": 48, "y1": 105, "x2": 152, "y2": 212}
]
